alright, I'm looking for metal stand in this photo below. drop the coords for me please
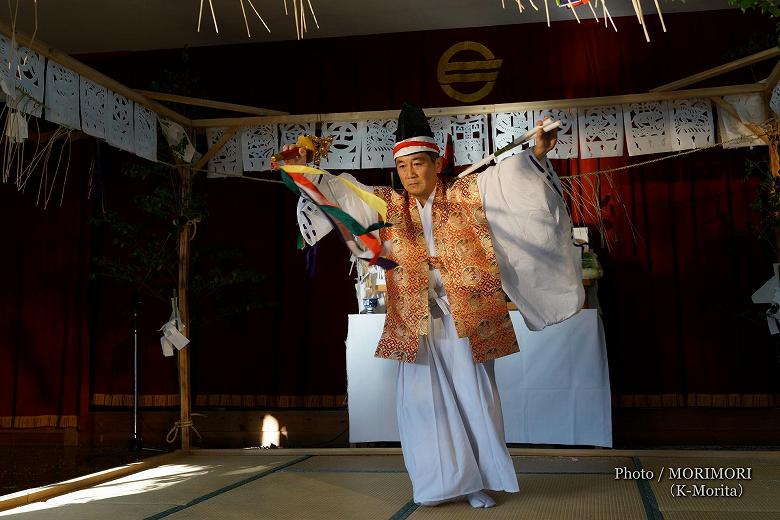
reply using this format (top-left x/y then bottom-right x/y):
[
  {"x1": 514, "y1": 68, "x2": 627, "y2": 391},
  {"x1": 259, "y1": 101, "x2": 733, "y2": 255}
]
[{"x1": 130, "y1": 292, "x2": 143, "y2": 452}]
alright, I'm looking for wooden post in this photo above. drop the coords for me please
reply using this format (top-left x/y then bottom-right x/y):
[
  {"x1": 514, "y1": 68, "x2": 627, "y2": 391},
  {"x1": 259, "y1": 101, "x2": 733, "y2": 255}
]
[{"x1": 176, "y1": 164, "x2": 193, "y2": 450}]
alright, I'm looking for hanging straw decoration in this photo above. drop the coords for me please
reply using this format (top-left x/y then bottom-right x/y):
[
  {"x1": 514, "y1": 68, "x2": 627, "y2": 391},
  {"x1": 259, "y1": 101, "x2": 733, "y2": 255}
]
[
  {"x1": 587, "y1": 0, "x2": 599, "y2": 22},
  {"x1": 568, "y1": 3, "x2": 581, "y2": 24},
  {"x1": 602, "y1": 0, "x2": 617, "y2": 32},
  {"x1": 196, "y1": 0, "x2": 219, "y2": 33},
  {"x1": 246, "y1": 0, "x2": 272, "y2": 33},
  {"x1": 654, "y1": 0, "x2": 667, "y2": 32},
  {"x1": 239, "y1": 0, "x2": 251, "y2": 37},
  {"x1": 631, "y1": 0, "x2": 650, "y2": 42},
  {"x1": 544, "y1": 0, "x2": 551, "y2": 27}
]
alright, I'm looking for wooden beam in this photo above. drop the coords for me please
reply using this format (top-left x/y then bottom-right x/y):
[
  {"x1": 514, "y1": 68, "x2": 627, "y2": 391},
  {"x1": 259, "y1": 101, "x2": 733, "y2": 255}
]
[
  {"x1": 190, "y1": 84, "x2": 766, "y2": 128},
  {"x1": 0, "y1": 451, "x2": 186, "y2": 512},
  {"x1": 192, "y1": 126, "x2": 241, "y2": 172},
  {"x1": 765, "y1": 59, "x2": 780, "y2": 94},
  {"x1": 651, "y1": 47, "x2": 780, "y2": 93},
  {"x1": 0, "y1": 21, "x2": 192, "y2": 128},
  {"x1": 710, "y1": 96, "x2": 770, "y2": 147},
  {"x1": 135, "y1": 89, "x2": 289, "y2": 117}
]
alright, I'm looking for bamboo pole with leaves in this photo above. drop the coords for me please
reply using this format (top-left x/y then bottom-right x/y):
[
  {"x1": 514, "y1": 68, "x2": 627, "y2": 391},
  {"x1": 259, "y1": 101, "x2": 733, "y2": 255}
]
[{"x1": 176, "y1": 159, "x2": 193, "y2": 450}]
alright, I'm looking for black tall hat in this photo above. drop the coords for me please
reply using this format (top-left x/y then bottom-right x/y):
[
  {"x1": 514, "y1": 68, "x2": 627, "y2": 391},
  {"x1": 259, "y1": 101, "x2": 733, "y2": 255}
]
[{"x1": 393, "y1": 102, "x2": 440, "y2": 159}]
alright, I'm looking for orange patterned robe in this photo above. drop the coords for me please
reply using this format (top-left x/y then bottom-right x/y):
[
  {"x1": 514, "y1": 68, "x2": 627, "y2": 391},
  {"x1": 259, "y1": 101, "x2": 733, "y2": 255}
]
[{"x1": 374, "y1": 175, "x2": 519, "y2": 364}]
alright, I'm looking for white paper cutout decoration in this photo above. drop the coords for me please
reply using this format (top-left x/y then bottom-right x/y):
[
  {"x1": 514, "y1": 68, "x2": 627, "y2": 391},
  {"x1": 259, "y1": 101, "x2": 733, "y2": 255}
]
[
  {"x1": 279, "y1": 122, "x2": 316, "y2": 147},
  {"x1": 0, "y1": 36, "x2": 45, "y2": 117},
  {"x1": 671, "y1": 98, "x2": 714, "y2": 151},
  {"x1": 451, "y1": 114, "x2": 488, "y2": 166},
  {"x1": 106, "y1": 91, "x2": 134, "y2": 153},
  {"x1": 320, "y1": 121, "x2": 363, "y2": 170},
  {"x1": 134, "y1": 103, "x2": 157, "y2": 161},
  {"x1": 361, "y1": 119, "x2": 397, "y2": 169},
  {"x1": 622, "y1": 101, "x2": 672, "y2": 156},
  {"x1": 44, "y1": 61, "x2": 80, "y2": 129},
  {"x1": 15, "y1": 47, "x2": 45, "y2": 117},
  {"x1": 534, "y1": 108, "x2": 578, "y2": 159},
  {"x1": 242, "y1": 124, "x2": 278, "y2": 172},
  {"x1": 159, "y1": 118, "x2": 197, "y2": 163},
  {"x1": 491, "y1": 111, "x2": 535, "y2": 162},
  {"x1": 770, "y1": 80, "x2": 780, "y2": 117},
  {"x1": 717, "y1": 94, "x2": 768, "y2": 149},
  {"x1": 428, "y1": 116, "x2": 452, "y2": 154},
  {"x1": 297, "y1": 196, "x2": 333, "y2": 247},
  {"x1": 80, "y1": 77, "x2": 107, "y2": 139},
  {"x1": 206, "y1": 127, "x2": 242, "y2": 177},
  {"x1": 0, "y1": 34, "x2": 13, "y2": 94},
  {"x1": 578, "y1": 105, "x2": 624, "y2": 159}
]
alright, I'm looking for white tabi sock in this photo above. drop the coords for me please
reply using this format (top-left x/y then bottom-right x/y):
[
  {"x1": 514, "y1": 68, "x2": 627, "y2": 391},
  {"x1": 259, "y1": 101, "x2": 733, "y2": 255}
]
[{"x1": 466, "y1": 491, "x2": 496, "y2": 508}]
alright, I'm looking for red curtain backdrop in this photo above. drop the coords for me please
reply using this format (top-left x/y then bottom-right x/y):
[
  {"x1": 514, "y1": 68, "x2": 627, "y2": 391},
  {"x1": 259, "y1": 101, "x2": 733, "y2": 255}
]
[
  {"x1": 0, "y1": 141, "x2": 93, "y2": 427},
  {"x1": 1, "y1": 9, "x2": 778, "y2": 428}
]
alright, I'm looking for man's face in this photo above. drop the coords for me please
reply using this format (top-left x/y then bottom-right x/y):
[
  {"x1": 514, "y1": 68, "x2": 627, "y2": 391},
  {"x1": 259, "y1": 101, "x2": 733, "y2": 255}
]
[{"x1": 395, "y1": 152, "x2": 442, "y2": 202}]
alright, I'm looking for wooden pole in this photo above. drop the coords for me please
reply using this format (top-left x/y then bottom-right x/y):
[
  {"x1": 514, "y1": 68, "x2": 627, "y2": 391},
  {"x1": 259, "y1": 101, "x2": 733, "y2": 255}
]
[
  {"x1": 652, "y1": 47, "x2": 780, "y2": 92},
  {"x1": 0, "y1": 21, "x2": 192, "y2": 127},
  {"x1": 192, "y1": 127, "x2": 241, "y2": 173},
  {"x1": 176, "y1": 162, "x2": 193, "y2": 450},
  {"x1": 190, "y1": 84, "x2": 767, "y2": 128},
  {"x1": 764, "y1": 59, "x2": 780, "y2": 95},
  {"x1": 135, "y1": 89, "x2": 288, "y2": 117}
]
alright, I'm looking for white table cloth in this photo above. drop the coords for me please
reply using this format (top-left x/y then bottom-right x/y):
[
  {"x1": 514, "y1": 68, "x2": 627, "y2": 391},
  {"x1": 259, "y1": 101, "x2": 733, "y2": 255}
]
[{"x1": 346, "y1": 309, "x2": 612, "y2": 447}]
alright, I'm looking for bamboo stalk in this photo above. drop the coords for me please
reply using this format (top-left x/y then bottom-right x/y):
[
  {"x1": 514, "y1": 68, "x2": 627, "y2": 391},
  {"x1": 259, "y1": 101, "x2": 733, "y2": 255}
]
[
  {"x1": 652, "y1": 47, "x2": 780, "y2": 92},
  {"x1": 0, "y1": 21, "x2": 192, "y2": 127},
  {"x1": 190, "y1": 83, "x2": 766, "y2": 128},
  {"x1": 177, "y1": 164, "x2": 192, "y2": 451}
]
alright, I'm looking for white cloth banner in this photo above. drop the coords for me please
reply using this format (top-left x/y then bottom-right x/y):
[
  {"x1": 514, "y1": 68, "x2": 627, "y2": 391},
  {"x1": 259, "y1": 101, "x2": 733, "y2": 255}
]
[{"x1": 346, "y1": 309, "x2": 612, "y2": 447}]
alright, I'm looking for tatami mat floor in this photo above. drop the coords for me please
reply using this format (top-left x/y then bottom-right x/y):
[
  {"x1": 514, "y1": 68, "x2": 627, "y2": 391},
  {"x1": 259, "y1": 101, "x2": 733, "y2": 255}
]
[{"x1": 1, "y1": 449, "x2": 778, "y2": 519}]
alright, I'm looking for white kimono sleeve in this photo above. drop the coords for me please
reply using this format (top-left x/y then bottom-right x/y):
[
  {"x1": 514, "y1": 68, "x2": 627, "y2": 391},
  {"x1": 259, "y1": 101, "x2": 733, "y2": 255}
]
[
  {"x1": 296, "y1": 172, "x2": 379, "y2": 246},
  {"x1": 477, "y1": 149, "x2": 585, "y2": 331}
]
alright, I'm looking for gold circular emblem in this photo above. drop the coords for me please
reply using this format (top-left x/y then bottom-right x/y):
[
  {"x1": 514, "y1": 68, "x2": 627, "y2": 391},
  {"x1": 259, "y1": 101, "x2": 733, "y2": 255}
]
[{"x1": 437, "y1": 41, "x2": 503, "y2": 103}]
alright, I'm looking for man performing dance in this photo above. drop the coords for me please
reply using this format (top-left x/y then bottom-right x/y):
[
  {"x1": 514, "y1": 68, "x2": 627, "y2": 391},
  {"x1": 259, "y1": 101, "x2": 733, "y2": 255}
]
[{"x1": 279, "y1": 103, "x2": 583, "y2": 508}]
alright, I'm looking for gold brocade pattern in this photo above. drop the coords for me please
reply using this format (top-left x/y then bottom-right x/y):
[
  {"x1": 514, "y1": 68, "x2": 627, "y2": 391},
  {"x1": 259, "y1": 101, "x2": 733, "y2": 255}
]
[{"x1": 373, "y1": 176, "x2": 518, "y2": 363}]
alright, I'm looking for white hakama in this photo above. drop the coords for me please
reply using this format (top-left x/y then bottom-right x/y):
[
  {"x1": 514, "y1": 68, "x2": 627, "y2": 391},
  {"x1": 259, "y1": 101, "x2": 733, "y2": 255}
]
[
  {"x1": 298, "y1": 148, "x2": 584, "y2": 504},
  {"x1": 397, "y1": 309, "x2": 519, "y2": 502}
]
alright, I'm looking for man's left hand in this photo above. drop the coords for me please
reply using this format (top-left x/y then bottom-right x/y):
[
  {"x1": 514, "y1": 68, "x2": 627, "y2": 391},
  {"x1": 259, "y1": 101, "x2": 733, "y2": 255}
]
[{"x1": 532, "y1": 116, "x2": 558, "y2": 161}]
